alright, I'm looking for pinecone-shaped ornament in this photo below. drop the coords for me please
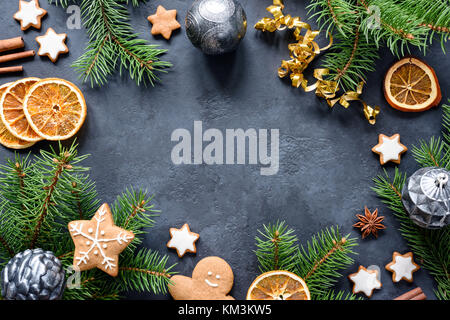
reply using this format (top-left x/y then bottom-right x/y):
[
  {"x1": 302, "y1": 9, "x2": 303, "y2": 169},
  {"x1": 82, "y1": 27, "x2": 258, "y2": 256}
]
[
  {"x1": 1, "y1": 248, "x2": 66, "y2": 300},
  {"x1": 402, "y1": 167, "x2": 450, "y2": 229}
]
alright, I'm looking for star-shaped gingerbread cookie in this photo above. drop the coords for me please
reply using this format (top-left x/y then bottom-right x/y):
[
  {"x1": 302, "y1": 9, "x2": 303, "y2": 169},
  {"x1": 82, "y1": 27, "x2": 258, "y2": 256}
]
[
  {"x1": 14, "y1": 0, "x2": 47, "y2": 31},
  {"x1": 385, "y1": 252, "x2": 420, "y2": 283},
  {"x1": 167, "y1": 223, "x2": 199, "y2": 258},
  {"x1": 372, "y1": 133, "x2": 407, "y2": 165},
  {"x1": 348, "y1": 265, "x2": 382, "y2": 298},
  {"x1": 147, "y1": 5, "x2": 181, "y2": 40},
  {"x1": 36, "y1": 28, "x2": 69, "y2": 63},
  {"x1": 68, "y1": 203, "x2": 135, "y2": 277}
]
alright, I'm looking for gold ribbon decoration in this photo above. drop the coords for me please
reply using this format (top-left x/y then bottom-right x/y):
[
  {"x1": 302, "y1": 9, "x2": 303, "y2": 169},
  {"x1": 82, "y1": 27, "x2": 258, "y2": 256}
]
[{"x1": 255, "y1": 0, "x2": 380, "y2": 125}]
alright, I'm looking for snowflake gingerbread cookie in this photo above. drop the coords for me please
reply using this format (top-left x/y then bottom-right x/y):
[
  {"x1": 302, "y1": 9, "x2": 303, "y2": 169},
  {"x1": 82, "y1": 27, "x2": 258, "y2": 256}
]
[
  {"x1": 14, "y1": 0, "x2": 47, "y2": 31},
  {"x1": 68, "y1": 203, "x2": 134, "y2": 277},
  {"x1": 36, "y1": 28, "x2": 69, "y2": 63},
  {"x1": 372, "y1": 133, "x2": 408, "y2": 165},
  {"x1": 167, "y1": 223, "x2": 199, "y2": 258},
  {"x1": 385, "y1": 252, "x2": 420, "y2": 283},
  {"x1": 348, "y1": 265, "x2": 382, "y2": 298}
]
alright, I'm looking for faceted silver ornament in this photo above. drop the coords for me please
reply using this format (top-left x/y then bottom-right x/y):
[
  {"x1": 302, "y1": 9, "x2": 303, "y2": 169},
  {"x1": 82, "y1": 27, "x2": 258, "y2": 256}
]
[
  {"x1": 402, "y1": 167, "x2": 450, "y2": 229},
  {"x1": 185, "y1": 0, "x2": 247, "y2": 55},
  {"x1": 1, "y1": 248, "x2": 65, "y2": 300}
]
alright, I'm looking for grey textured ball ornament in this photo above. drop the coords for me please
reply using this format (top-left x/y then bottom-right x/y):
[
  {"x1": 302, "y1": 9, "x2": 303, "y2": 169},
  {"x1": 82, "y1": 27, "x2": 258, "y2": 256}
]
[
  {"x1": 1, "y1": 248, "x2": 65, "y2": 300},
  {"x1": 185, "y1": 0, "x2": 247, "y2": 55},
  {"x1": 402, "y1": 167, "x2": 450, "y2": 229}
]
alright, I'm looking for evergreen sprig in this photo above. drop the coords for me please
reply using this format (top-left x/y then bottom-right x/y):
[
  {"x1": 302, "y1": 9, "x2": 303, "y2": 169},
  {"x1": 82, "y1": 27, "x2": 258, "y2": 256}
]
[
  {"x1": 0, "y1": 142, "x2": 175, "y2": 299},
  {"x1": 49, "y1": 0, "x2": 171, "y2": 87},
  {"x1": 254, "y1": 221, "x2": 359, "y2": 300},
  {"x1": 372, "y1": 100, "x2": 450, "y2": 300},
  {"x1": 307, "y1": 0, "x2": 449, "y2": 92}
]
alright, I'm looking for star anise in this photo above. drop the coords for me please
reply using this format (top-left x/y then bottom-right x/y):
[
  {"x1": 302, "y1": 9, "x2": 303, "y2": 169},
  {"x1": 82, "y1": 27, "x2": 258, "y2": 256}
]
[{"x1": 353, "y1": 207, "x2": 386, "y2": 239}]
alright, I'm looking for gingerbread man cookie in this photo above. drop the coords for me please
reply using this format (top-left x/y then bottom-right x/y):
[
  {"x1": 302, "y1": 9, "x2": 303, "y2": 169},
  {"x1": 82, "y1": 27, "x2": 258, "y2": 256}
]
[
  {"x1": 14, "y1": 0, "x2": 47, "y2": 31},
  {"x1": 168, "y1": 256, "x2": 235, "y2": 300}
]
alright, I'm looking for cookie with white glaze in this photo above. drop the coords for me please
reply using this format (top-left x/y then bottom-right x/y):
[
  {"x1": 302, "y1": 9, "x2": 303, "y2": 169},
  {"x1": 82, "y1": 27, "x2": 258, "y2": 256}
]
[
  {"x1": 372, "y1": 133, "x2": 407, "y2": 165},
  {"x1": 348, "y1": 265, "x2": 382, "y2": 298},
  {"x1": 167, "y1": 223, "x2": 199, "y2": 258},
  {"x1": 36, "y1": 28, "x2": 69, "y2": 63},
  {"x1": 385, "y1": 252, "x2": 420, "y2": 283},
  {"x1": 14, "y1": 0, "x2": 47, "y2": 31}
]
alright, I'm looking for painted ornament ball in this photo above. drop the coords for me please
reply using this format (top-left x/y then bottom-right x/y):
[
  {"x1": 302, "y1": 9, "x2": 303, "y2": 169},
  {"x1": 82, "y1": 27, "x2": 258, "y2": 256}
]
[{"x1": 185, "y1": 0, "x2": 247, "y2": 55}]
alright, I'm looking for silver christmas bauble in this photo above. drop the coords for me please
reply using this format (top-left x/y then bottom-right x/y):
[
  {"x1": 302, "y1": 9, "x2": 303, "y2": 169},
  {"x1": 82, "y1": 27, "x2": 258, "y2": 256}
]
[
  {"x1": 402, "y1": 167, "x2": 450, "y2": 229},
  {"x1": 185, "y1": 0, "x2": 247, "y2": 55},
  {"x1": 1, "y1": 248, "x2": 65, "y2": 300}
]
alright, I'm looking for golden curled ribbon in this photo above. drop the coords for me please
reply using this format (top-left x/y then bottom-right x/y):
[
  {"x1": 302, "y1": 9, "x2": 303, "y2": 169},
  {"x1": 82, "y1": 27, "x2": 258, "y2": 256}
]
[{"x1": 255, "y1": 0, "x2": 380, "y2": 124}]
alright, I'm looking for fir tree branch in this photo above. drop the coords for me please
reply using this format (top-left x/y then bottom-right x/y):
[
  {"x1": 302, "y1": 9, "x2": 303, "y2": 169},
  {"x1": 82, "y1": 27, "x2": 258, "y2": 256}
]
[
  {"x1": 64, "y1": 0, "x2": 171, "y2": 87},
  {"x1": 0, "y1": 235, "x2": 14, "y2": 257},
  {"x1": 255, "y1": 222, "x2": 299, "y2": 273},
  {"x1": 118, "y1": 248, "x2": 176, "y2": 294},
  {"x1": 334, "y1": 20, "x2": 361, "y2": 83},
  {"x1": 295, "y1": 226, "x2": 358, "y2": 298},
  {"x1": 304, "y1": 237, "x2": 348, "y2": 280},
  {"x1": 30, "y1": 151, "x2": 72, "y2": 248}
]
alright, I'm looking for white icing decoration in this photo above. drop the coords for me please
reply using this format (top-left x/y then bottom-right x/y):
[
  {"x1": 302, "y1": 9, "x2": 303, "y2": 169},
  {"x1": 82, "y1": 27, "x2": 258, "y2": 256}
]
[
  {"x1": 101, "y1": 230, "x2": 105, "y2": 235},
  {"x1": 167, "y1": 224, "x2": 199, "y2": 256},
  {"x1": 349, "y1": 268, "x2": 381, "y2": 297},
  {"x1": 69, "y1": 205, "x2": 133, "y2": 271},
  {"x1": 216, "y1": 275, "x2": 220, "y2": 279},
  {"x1": 88, "y1": 228, "x2": 93, "y2": 233},
  {"x1": 103, "y1": 244, "x2": 107, "y2": 249},
  {"x1": 86, "y1": 241, "x2": 90, "y2": 245},
  {"x1": 14, "y1": 0, "x2": 45, "y2": 29},
  {"x1": 390, "y1": 255, "x2": 418, "y2": 282},
  {"x1": 36, "y1": 28, "x2": 67, "y2": 61},
  {"x1": 207, "y1": 271, "x2": 212, "y2": 276},
  {"x1": 94, "y1": 250, "x2": 98, "y2": 255},
  {"x1": 205, "y1": 279, "x2": 219, "y2": 288},
  {"x1": 374, "y1": 135, "x2": 405, "y2": 162}
]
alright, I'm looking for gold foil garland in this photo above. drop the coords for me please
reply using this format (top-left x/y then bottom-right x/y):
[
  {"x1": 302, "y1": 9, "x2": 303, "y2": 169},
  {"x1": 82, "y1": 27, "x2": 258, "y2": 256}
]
[{"x1": 255, "y1": 0, "x2": 380, "y2": 124}]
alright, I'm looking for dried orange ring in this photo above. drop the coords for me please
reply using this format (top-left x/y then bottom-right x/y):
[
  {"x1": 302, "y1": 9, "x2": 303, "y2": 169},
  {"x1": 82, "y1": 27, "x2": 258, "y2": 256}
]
[
  {"x1": 23, "y1": 78, "x2": 87, "y2": 141},
  {"x1": 246, "y1": 270, "x2": 311, "y2": 300},
  {"x1": 0, "y1": 77, "x2": 42, "y2": 142},
  {"x1": 384, "y1": 57, "x2": 441, "y2": 112},
  {"x1": 0, "y1": 83, "x2": 36, "y2": 149}
]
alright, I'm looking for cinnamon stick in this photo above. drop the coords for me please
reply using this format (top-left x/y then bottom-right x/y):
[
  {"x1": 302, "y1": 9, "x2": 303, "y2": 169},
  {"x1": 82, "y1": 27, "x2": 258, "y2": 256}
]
[
  {"x1": 410, "y1": 293, "x2": 427, "y2": 300},
  {"x1": 0, "y1": 66, "x2": 23, "y2": 74},
  {"x1": 0, "y1": 37, "x2": 24, "y2": 53},
  {"x1": 0, "y1": 50, "x2": 35, "y2": 64},
  {"x1": 394, "y1": 287, "x2": 424, "y2": 300}
]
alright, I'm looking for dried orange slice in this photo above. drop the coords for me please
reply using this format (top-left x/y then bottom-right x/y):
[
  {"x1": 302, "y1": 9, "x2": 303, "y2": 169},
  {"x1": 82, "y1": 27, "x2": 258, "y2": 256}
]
[
  {"x1": 384, "y1": 57, "x2": 441, "y2": 112},
  {"x1": 246, "y1": 270, "x2": 311, "y2": 300},
  {"x1": 23, "y1": 78, "x2": 87, "y2": 141},
  {"x1": 0, "y1": 77, "x2": 42, "y2": 142},
  {"x1": 0, "y1": 83, "x2": 35, "y2": 149}
]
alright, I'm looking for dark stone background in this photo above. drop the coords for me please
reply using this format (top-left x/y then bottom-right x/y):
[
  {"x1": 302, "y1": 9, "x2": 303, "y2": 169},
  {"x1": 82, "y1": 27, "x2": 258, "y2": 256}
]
[{"x1": 0, "y1": 0, "x2": 448, "y2": 300}]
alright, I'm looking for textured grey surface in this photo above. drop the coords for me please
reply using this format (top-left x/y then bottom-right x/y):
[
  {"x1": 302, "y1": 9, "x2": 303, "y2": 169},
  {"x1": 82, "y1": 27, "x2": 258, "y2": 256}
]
[{"x1": 0, "y1": 0, "x2": 448, "y2": 300}]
